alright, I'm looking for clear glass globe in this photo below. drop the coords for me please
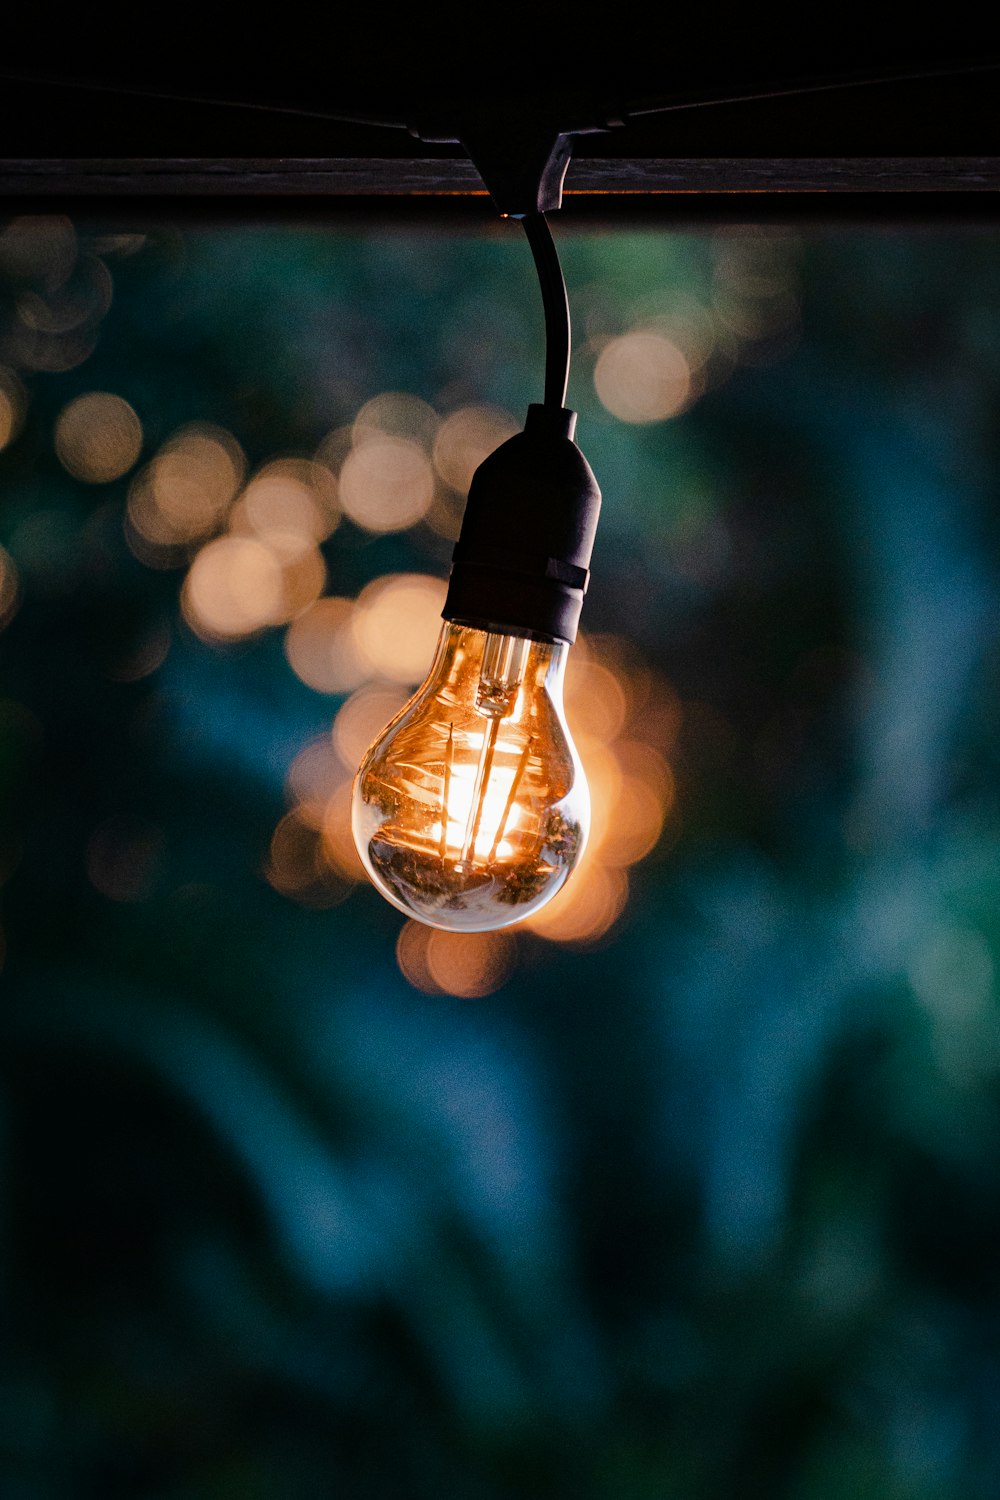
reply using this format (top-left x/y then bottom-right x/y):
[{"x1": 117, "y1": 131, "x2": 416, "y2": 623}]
[{"x1": 352, "y1": 621, "x2": 589, "y2": 931}]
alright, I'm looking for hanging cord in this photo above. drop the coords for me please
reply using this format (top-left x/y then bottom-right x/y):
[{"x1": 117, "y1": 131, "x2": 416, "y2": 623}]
[{"x1": 520, "y1": 211, "x2": 571, "y2": 409}]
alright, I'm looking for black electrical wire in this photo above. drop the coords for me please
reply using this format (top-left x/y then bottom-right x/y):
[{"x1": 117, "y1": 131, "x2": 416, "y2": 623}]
[{"x1": 521, "y1": 212, "x2": 571, "y2": 410}]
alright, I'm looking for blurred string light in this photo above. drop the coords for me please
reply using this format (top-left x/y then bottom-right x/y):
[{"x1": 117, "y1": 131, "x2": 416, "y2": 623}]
[
  {"x1": 285, "y1": 598, "x2": 367, "y2": 694},
  {"x1": 588, "y1": 230, "x2": 802, "y2": 422},
  {"x1": 338, "y1": 434, "x2": 434, "y2": 532},
  {"x1": 711, "y1": 229, "x2": 803, "y2": 364},
  {"x1": 126, "y1": 424, "x2": 247, "y2": 567},
  {"x1": 124, "y1": 428, "x2": 335, "y2": 642},
  {"x1": 335, "y1": 390, "x2": 437, "y2": 532},
  {"x1": 55, "y1": 392, "x2": 143, "y2": 483},
  {"x1": 351, "y1": 574, "x2": 448, "y2": 683},
  {"x1": 594, "y1": 330, "x2": 694, "y2": 423},
  {"x1": 0, "y1": 216, "x2": 135, "y2": 375},
  {"x1": 183, "y1": 536, "x2": 288, "y2": 640},
  {"x1": 396, "y1": 922, "x2": 518, "y2": 999},
  {"x1": 429, "y1": 404, "x2": 521, "y2": 539},
  {"x1": 0, "y1": 217, "x2": 148, "y2": 632},
  {"x1": 140, "y1": 396, "x2": 532, "y2": 653}
]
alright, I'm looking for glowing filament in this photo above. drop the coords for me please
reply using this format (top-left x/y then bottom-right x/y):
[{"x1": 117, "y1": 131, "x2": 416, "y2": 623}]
[{"x1": 352, "y1": 622, "x2": 589, "y2": 932}]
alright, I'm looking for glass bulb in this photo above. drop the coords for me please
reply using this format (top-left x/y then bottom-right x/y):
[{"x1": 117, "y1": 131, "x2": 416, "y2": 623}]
[{"x1": 352, "y1": 621, "x2": 589, "y2": 931}]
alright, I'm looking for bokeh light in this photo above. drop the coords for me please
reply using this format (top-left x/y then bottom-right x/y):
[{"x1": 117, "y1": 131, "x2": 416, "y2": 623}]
[
  {"x1": 711, "y1": 231, "x2": 802, "y2": 364},
  {"x1": 229, "y1": 457, "x2": 339, "y2": 544},
  {"x1": 127, "y1": 424, "x2": 245, "y2": 561},
  {"x1": 265, "y1": 810, "x2": 350, "y2": 907},
  {"x1": 0, "y1": 216, "x2": 77, "y2": 288},
  {"x1": 338, "y1": 435, "x2": 435, "y2": 532},
  {"x1": 395, "y1": 918, "x2": 444, "y2": 994},
  {"x1": 594, "y1": 330, "x2": 692, "y2": 422},
  {"x1": 255, "y1": 530, "x2": 326, "y2": 621},
  {"x1": 431, "y1": 403, "x2": 520, "y2": 493},
  {"x1": 598, "y1": 767, "x2": 669, "y2": 867},
  {"x1": 523, "y1": 858, "x2": 629, "y2": 945},
  {"x1": 0, "y1": 219, "x2": 122, "y2": 375},
  {"x1": 332, "y1": 684, "x2": 411, "y2": 770},
  {"x1": 181, "y1": 536, "x2": 285, "y2": 641},
  {"x1": 352, "y1": 573, "x2": 447, "y2": 685},
  {"x1": 426, "y1": 403, "x2": 520, "y2": 537},
  {"x1": 352, "y1": 391, "x2": 439, "y2": 449},
  {"x1": 314, "y1": 424, "x2": 354, "y2": 478},
  {"x1": 54, "y1": 392, "x2": 143, "y2": 482},
  {"x1": 285, "y1": 597, "x2": 368, "y2": 694},
  {"x1": 18, "y1": 254, "x2": 112, "y2": 337},
  {"x1": 265, "y1": 811, "x2": 320, "y2": 897},
  {"x1": 134, "y1": 429, "x2": 329, "y2": 639},
  {"x1": 425, "y1": 928, "x2": 517, "y2": 997},
  {"x1": 565, "y1": 655, "x2": 629, "y2": 743},
  {"x1": 320, "y1": 784, "x2": 367, "y2": 883},
  {"x1": 396, "y1": 920, "x2": 517, "y2": 998},
  {"x1": 107, "y1": 619, "x2": 172, "y2": 683},
  {"x1": 287, "y1": 737, "x2": 348, "y2": 828}
]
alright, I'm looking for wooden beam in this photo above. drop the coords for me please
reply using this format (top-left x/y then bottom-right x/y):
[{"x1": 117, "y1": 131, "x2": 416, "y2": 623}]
[{"x1": 2, "y1": 157, "x2": 999, "y2": 197}]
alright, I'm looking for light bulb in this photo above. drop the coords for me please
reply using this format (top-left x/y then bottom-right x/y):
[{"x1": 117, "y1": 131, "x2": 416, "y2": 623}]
[
  {"x1": 352, "y1": 620, "x2": 588, "y2": 931},
  {"x1": 352, "y1": 403, "x2": 601, "y2": 931}
]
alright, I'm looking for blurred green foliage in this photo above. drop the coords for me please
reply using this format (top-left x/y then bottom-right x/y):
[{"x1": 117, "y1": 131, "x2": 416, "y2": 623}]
[{"x1": 0, "y1": 211, "x2": 999, "y2": 1498}]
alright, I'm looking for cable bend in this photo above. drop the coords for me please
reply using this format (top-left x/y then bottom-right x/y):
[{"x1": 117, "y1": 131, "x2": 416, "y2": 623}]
[{"x1": 520, "y1": 211, "x2": 571, "y2": 410}]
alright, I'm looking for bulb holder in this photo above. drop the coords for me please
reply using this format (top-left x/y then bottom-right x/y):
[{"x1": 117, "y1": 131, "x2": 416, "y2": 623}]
[{"x1": 443, "y1": 404, "x2": 601, "y2": 644}]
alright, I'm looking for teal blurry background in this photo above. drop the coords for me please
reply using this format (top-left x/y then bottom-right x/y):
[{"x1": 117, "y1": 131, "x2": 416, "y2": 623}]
[{"x1": 1, "y1": 211, "x2": 1000, "y2": 1497}]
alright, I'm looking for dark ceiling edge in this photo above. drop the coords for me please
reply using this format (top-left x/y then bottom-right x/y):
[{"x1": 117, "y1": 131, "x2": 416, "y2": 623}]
[{"x1": 5, "y1": 54, "x2": 1000, "y2": 137}]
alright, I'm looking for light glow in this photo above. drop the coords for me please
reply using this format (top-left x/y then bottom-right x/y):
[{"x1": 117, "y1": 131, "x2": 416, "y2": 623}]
[{"x1": 352, "y1": 623, "x2": 589, "y2": 932}]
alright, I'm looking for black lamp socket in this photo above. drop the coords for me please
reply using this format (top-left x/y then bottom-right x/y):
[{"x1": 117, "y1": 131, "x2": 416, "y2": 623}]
[{"x1": 443, "y1": 404, "x2": 601, "y2": 644}]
